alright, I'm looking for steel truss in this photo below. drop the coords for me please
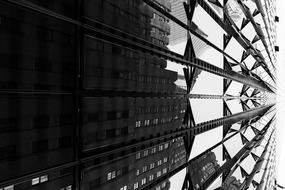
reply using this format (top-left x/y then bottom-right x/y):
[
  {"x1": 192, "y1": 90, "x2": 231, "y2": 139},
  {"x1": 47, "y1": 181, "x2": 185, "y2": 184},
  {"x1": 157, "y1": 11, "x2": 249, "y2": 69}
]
[{"x1": 0, "y1": 0, "x2": 277, "y2": 190}]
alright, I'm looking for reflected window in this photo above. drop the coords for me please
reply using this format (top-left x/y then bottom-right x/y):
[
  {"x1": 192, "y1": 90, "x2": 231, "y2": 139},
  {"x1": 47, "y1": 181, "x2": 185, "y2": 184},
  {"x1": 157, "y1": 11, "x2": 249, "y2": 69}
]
[
  {"x1": 157, "y1": 171, "x2": 161, "y2": 177},
  {"x1": 60, "y1": 185, "x2": 72, "y2": 190},
  {"x1": 142, "y1": 166, "x2": 147, "y2": 173},
  {"x1": 141, "y1": 178, "x2": 146, "y2": 185},
  {"x1": 136, "y1": 152, "x2": 140, "y2": 159},
  {"x1": 143, "y1": 150, "x2": 148, "y2": 157},
  {"x1": 31, "y1": 178, "x2": 39, "y2": 185},
  {"x1": 153, "y1": 118, "x2": 159, "y2": 125},
  {"x1": 107, "y1": 172, "x2": 112, "y2": 181},
  {"x1": 120, "y1": 186, "x2": 127, "y2": 190},
  {"x1": 157, "y1": 160, "x2": 162, "y2": 166},
  {"x1": 3, "y1": 186, "x2": 14, "y2": 190},
  {"x1": 134, "y1": 182, "x2": 139, "y2": 189},
  {"x1": 144, "y1": 120, "x2": 150, "y2": 126},
  {"x1": 135, "y1": 121, "x2": 141, "y2": 128},
  {"x1": 0, "y1": 185, "x2": 14, "y2": 190},
  {"x1": 164, "y1": 143, "x2": 169, "y2": 149},
  {"x1": 107, "y1": 171, "x2": 116, "y2": 181},
  {"x1": 111, "y1": 171, "x2": 116, "y2": 179}
]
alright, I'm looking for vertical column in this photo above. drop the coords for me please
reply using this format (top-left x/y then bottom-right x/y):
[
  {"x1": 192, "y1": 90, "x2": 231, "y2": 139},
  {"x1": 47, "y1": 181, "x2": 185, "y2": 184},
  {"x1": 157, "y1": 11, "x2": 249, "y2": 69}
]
[{"x1": 74, "y1": 0, "x2": 82, "y2": 189}]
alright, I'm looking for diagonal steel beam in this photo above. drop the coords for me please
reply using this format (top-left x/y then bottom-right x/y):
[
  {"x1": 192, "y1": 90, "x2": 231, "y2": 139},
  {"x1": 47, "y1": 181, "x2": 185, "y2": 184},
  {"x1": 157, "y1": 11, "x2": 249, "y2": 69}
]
[
  {"x1": 141, "y1": 107, "x2": 274, "y2": 190},
  {"x1": 196, "y1": 0, "x2": 275, "y2": 83},
  {"x1": 256, "y1": 141, "x2": 276, "y2": 190},
  {"x1": 191, "y1": 104, "x2": 273, "y2": 136},
  {"x1": 254, "y1": 0, "x2": 276, "y2": 56},
  {"x1": 0, "y1": 101, "x2": 273, "y2": 189},
  {"x1": 3, "y1": 0, "x2": 274, "y2": 92},
  {"x1": 187, "y1": 94, "x2": 262, "y2": 100},
  {"x1": 222, "y1": 123, "x2": 275, "y2": 189},
  {"x1": 192, "y1": 58, "x2": 273, "y2": 92},
  {"x1": 196, "y1": 116, "x2": 274, "y2": 190},
  {"x1": 189, "y1": 111, "x2": 270, "y2": 166},
  {"x1": 142, "y1": 0, "x2": 240, "y2": 65},
  {"x1": 84, "y1": 30, "x2": 274, "y2": 92},
  {"x1": 236, "y1": 0, "x2": 276, "y2": 77},
  {"x1": 241, "y1": 131, "x2": 275, "y2": 189}
]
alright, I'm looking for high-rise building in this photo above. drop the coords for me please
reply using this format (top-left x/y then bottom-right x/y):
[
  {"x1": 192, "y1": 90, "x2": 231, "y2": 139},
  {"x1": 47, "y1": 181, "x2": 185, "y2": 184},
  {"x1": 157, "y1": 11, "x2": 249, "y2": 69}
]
[
  {"x1": 221, "y1": 176, "x2": 242, "y2": 190},
  {"x1": 0, "y1": 0, "x2": 278, "y2": 190},
  {"x1": 189, "y1": 151, "x2": 220, "y2": 190}
]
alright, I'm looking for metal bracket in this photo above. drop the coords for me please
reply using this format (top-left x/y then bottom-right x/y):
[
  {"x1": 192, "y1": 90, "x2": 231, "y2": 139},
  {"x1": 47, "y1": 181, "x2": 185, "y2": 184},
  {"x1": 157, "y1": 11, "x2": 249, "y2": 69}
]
[{"x1": 183, "y1": 0, "x2": 197, "y2": 24}]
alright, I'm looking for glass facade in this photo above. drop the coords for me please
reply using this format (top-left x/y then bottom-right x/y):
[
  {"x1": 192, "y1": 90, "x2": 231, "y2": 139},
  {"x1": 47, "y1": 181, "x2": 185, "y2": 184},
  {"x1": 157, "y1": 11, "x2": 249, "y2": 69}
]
[{"x1": 0, "y1": 0, "x2": 277, "y2": 190}]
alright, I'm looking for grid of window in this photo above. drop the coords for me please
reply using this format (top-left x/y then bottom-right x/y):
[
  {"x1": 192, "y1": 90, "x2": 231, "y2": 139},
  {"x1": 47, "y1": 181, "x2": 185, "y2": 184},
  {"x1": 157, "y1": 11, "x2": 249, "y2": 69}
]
[
  {"x1": 135, "y1": 143, "x2": 169, "y2": 160},
  {"x1": 31, "y1": 175, "x2": 48, "y2": 186}
]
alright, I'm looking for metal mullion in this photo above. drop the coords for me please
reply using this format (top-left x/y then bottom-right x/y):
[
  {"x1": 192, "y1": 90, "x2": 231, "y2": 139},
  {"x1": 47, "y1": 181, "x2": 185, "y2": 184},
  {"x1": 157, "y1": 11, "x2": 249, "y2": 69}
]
[
  {"x1": 74, "y1": 0, "x2": 82, "y2": 189},
  {"x1": 2, "y1": 0, "x2": 80, "y2": 25},
  {"x1": 187, "y1": 94, "x2": 262, "y2": 100},
  {"x1": 0, "y1": 161, "x2": 79, "y2": 188},
  {"x1": 0, "y1": 90, "x2": 72, "y2": 95}
]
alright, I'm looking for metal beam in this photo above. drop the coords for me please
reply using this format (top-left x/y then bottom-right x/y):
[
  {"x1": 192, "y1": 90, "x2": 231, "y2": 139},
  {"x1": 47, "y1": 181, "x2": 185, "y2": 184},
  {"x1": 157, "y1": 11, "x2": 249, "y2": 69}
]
[
  {"x1": 187, "y1": 94, "x2": 262, "y2": 100},
  {"x1": 0, "y1": 103, "x2": 273, "y2": 188},
  {"x1": 141, "y1": 109, "x2": 274, "y2": 190},
  {"x1": 189, "y1": 112, "x2": 269, "y2": 166},
  {"x1": 142, "y1": 0, "x2": 240, "y2": 65},
  {"x1": 2, "y1": 0, "x2": 274, "y2": 93},
  {"x1": 256, "y1": 145, "x2": 276, "y2": 190},
  {"x1": 196, "y1": 116, "x2": 274, "y2": 190},
  {"x1": 196, "y1": 0, "x2": 275, "y2": 83},
  {"x1": 254, "y1": 0, "x2": 276, "y2": 56},
  {"x1": 192, "y1": 58, "x2": 273, "y2": 92},
  {"x1": 191, "y1": 104, "x2": 273, "y2": 136},
  {"x1": 236, "y1": 0, "x2": 276, "y2": 77},
  {"x1": 241, "y1": 132, "x2": 275, "y2": 189}
]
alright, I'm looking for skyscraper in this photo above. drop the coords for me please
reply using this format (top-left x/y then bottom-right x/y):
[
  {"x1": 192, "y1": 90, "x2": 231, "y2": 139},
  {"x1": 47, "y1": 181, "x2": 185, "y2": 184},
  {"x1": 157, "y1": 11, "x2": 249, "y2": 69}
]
[{"x1": 0, "y1": 0, "x2": 277, "y2": 190}]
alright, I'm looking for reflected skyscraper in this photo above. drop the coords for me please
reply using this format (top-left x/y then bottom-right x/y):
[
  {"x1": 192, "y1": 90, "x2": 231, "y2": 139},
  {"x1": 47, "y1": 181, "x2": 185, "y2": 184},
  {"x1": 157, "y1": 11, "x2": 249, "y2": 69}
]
[
  {"x1": 221, "y1": 176, "x2": 242, "y2": 190},
  {"x1": 189, "y1": 151, "x2": 220, "y2": 189},
  {"x1": 0, "y1": 0, "x2": 278, "y2": 190}
]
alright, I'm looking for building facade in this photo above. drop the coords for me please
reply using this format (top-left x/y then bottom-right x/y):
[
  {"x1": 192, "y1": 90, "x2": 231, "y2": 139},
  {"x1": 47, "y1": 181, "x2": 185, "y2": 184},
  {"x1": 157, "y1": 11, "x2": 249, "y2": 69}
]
[{"x1": 0, "y1": 0, "x2": 278, "y2": 190}]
